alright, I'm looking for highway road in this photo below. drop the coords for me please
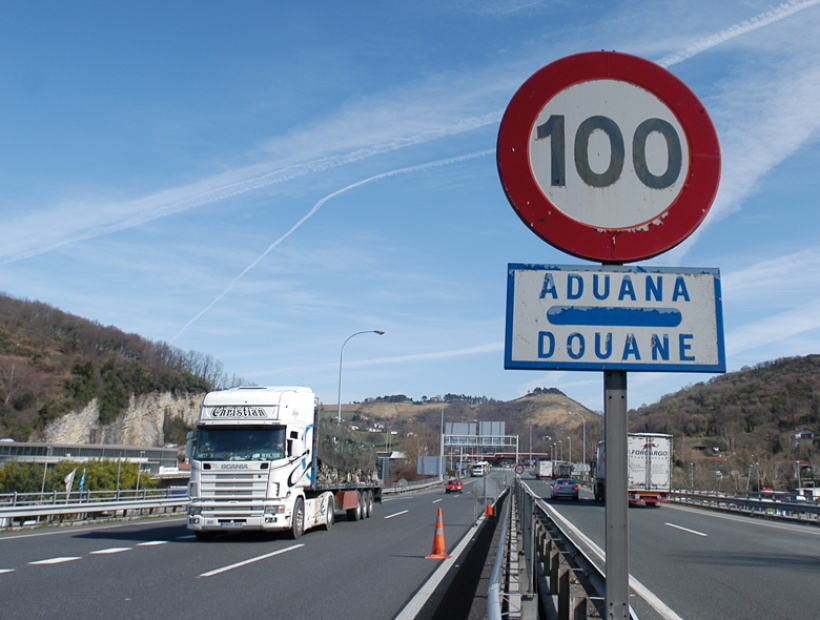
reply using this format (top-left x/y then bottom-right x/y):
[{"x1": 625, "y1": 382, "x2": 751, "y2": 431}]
[
  {"x1": 0, "y1": 479, "x2": 503, "y2": 620},
  {"x1": 525, "y1": 477, "x2": 820, "y2": 620}
]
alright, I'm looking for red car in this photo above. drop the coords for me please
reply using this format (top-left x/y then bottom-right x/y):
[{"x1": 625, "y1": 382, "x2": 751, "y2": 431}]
[{"x1": 445, "y1": 478, "x2": 464, "y2": 494}]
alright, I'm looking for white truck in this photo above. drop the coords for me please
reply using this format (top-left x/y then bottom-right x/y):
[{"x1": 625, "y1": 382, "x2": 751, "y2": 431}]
[
  {"x1": 593, "y1": 433, "x2": 673, "y2": 506},
  {"x1": 471, "y1": 461, "x2": 490, "y2": 477},
  {"x1": 185, "y1": 386, "x2": 382, "y2": 539},
  {"x1": 536, "y1": 460, "x2": 553, "y2": 480}
]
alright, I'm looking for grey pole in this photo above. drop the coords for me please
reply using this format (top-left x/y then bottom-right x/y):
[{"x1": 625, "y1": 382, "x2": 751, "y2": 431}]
[
  {"x1": 568, "y1": 411, "x2": 586, "y2": 475},
  {"x1": 605, "y1": 370, "x2": 629, "y2": 620},
  {"x1": 336, "y1": 330, "x2": 385, "y2": 423},
  {"x1": 439, "y1": 406, "x2": 445, "y2": 482}
]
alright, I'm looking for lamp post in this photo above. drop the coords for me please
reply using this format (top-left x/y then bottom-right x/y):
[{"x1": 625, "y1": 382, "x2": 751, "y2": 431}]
[
  {"x1": 440, "y1": 406, "x2": 446, "y2": 482},
  {"x1": 568, "y1": 411, "x2": 586, "y2": 466},
  {"x1": 336, "y1": 330, "x2": 385, "y2": 422},
  {"x1": 135, "y1": 450, "x2": 145, "y2": 493}
]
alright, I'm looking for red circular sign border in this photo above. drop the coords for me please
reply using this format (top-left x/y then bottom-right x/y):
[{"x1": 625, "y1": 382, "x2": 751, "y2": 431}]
[{"x1": 497, "y1": 51, "x2": 721, "y2": 263}]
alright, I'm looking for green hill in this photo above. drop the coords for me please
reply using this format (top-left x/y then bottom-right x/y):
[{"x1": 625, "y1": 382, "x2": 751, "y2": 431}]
[{"x1": 0, "y1": 293, "x2": 230, "y2": 440}]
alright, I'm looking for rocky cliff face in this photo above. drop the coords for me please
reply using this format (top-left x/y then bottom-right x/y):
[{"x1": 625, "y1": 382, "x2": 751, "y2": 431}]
[{"x1": 40, "y1": 391, "x2": 205, "y2": 446}]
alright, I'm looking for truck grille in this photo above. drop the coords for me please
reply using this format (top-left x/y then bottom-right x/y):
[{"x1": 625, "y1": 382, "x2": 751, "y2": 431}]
[{"x1": 200, "y1": 471, "x2": 268, "y2": 500}]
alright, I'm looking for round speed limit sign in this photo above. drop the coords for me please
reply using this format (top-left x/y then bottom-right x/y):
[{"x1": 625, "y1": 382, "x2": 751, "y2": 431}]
[{"x1": 497, "y1": 51, "x2": 720, "y2": 263}]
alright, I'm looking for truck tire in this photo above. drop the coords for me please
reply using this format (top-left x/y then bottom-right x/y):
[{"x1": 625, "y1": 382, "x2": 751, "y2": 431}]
[
  {"x1": 365, "y1": 490, "x2": 373, "y2": 518},
  {"x1": 323, "y1": 497, "x2": 334, "y2": 530},
  {"x1": 289, "y1": 497, "x2": 305, "y2": 539},
  {"x1": 346, "y1": 492, "x2": 362, "y2": 521}
]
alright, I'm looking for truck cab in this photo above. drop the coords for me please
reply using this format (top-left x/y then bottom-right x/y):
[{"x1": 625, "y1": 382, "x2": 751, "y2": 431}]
[{"x1": 186, "y1": 386, "x2": 332, "y2": 539}]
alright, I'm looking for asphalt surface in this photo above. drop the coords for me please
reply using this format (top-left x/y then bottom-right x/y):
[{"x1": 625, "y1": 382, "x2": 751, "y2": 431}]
[
  {"x1": 525, "y1": 477, "x2": 820, "y2": 620},
  {"x1": 0, "y1": 483, "x2": 494, "y2": 620}
]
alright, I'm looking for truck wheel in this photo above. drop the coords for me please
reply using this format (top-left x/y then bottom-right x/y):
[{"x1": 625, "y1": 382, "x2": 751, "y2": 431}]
[
  {"x1": 346, "y1": 492, "x2": 362, "y2": 521},
  {"x1": 289, "y1": 498, "x2": 305, "y2": 539},
  {"x1": 365, "y1": 490, "x2": 373, "y2": 518},
  {"x1": 323, "y1": 498, "x2": 334, "y2": 530}
]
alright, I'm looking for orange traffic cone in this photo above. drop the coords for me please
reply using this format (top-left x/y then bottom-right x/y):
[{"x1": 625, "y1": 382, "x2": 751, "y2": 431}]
[
  {"x1": 425, "y1": 508, "x2": 451, "y2": 560},
  {"x1": 485, "y1": 503, "x2": 494, "y2": 517}
]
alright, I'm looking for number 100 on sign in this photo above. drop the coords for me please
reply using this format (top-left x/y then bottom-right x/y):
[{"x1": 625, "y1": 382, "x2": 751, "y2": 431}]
[{"x1": 530, "y1": 80, "x2": 689, "y2": 231}]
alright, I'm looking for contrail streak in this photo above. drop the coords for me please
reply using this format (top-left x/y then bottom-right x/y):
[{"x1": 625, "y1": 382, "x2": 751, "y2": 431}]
[
  {"x1": 170, "y1": 149, "x2": 494, "y2": 342},
  {"x1": 658, "y1": 0, "x2": 820, "y2": 67},
  {"x1": 0, "y1": 111, "x2": 501, "y2": 266}
]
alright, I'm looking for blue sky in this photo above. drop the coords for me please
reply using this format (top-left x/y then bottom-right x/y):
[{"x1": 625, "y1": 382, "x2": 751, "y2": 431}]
[{"x1": 1, "y1": 0, "x2": 820, "y2": 413}]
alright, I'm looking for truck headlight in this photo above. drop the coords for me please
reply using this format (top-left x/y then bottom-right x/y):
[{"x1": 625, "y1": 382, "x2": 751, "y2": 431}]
[{"x1": 187, "y1": 505, "x2": 202, "y2": 516}]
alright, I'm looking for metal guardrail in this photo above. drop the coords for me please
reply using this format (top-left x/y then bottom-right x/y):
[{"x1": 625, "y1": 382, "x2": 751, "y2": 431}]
[
  {"x1": 0, "y1": 479, "x2": 442, "y2": 526},
  {"x1": 487, "y1": 491, "x2": 512, "y2": 620},
  {"x1": 671, "y1": 491, "x2": 820, "y2": 522},
  {"x1": 382, "y1": 477, "x2": 442, "y2": 495}
]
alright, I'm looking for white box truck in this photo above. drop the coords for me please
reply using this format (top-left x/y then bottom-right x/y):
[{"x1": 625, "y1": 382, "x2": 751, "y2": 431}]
[
  {"x1": 593, "y1": 433, "x2": 673, "y2": 506},
  {"x1": 536, "y1": 460, "x2": 553, "y2": 480},
  {"x1": 186, "y1": 386, "x2": 382, "y2": 539}
]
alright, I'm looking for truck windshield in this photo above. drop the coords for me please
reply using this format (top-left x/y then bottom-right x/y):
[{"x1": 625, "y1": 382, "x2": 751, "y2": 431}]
[{"x1": 194, "y1": 425, "x2": 286, "y2": 461}]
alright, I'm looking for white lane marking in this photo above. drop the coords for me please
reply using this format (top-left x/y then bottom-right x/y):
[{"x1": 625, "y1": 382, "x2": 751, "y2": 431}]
[
  {"x1": 0, "y1": 569, "x2": 14, "y2": 574},
  {"x1": 432, "y1": 499, "x2": 443, "y2": 504},
  {"x1": 664, "y1": 522, "x2": 707, "y2": 537},
  {"x1": 29, "y1": 557, "x2": 82, "y2": 565},
  {"x1": 89, "y1": 547, "x2": 132, "y2": 555},
  {"x1": 384, "y1": 510, "x2": 409, "y2": 519},
  {"x1": 199, "y1": 544, "x2": 303, "y2": 578},
  {"x1": 668, "y1": 503, "x2": 820, "y2": 537},
  {"x1": 176, "y1": 534, "x2": 198, "y2": 540},
  {"x1": 137, "y1": 540, "x2": 167, "y2": 547},
  {"x1": 539, "y1": 498, "x2": 684, "y2": 620}
]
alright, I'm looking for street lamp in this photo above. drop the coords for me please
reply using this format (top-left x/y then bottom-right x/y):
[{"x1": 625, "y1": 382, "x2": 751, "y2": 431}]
[
  {"x1": 336, "y1": 330, "x2": 385, "y2": 422},
  {"x1": 135, "y1": 450, "x2": 145, "y2": 493},
  {"x1": 439, "y1": 406, "x2": 446, "y2": 482},
  {"x1": 567, "y1": 411, "x2": 586, "y2": 467}
]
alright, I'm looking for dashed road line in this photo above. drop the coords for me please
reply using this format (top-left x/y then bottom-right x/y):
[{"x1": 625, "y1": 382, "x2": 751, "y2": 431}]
[
  {"x1": 90, "y1": 547, "x2": 132, "y2": 555},
  {"x1": 384, "y1": 510, "x2": 409, "y2": 519},
  {"x1": 664, "y1": 522, "x2": 707, "y2": 537},
  {"x1": 199, "y1": 544, "x2": 304, "y2": 578},
  {"x1": 137, "y1": 540, "x2": 167, "y2": 547},
  {"x1": 29, "y1": 557, "x2": 82, "y2": 565}
]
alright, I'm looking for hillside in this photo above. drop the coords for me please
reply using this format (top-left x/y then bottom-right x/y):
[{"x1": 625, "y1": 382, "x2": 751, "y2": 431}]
[
  {"x1": 333, "y1": 388, "x2": 604, "y2": 470},
  {"x1": 0, "y1": 293, "x2": 236, "y2": 441},
  {"x1": 629, "y1": 355, "x2": 820, "y2": 490}
]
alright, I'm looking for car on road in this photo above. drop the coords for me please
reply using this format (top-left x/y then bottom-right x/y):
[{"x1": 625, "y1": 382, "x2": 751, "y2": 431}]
[
  {"x1": 551, "y1": 478, "x2": 579, "y2": 501},
  {"x1": 445, "y1": 478, "x2": 464, "y2": 494}
]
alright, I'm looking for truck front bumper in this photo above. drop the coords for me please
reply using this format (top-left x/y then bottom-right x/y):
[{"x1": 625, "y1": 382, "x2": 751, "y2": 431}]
[{"x1": 187, "y1": 502, "x2": 290, "y2": 532}]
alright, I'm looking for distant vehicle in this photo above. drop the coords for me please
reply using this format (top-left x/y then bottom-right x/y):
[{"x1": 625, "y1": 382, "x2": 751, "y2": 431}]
[
  {"x1": 445, "y1": 478, "x2": 464, "y2": 494},
  {"x1": 471, "y1": 461, "x2": 491, "y2": 477},
  {"x1": 553, "y1": 461, "x2": 572, "y2": 478},
  {"x1": 536, "y1": 460, "x2": 554, "y2": 480},
  {"x1": 593, "y1": 433, "x2": 673, "y2": 507},
  {"x1": 551, "y1": 478, "x2": 579, "y2": 501}
]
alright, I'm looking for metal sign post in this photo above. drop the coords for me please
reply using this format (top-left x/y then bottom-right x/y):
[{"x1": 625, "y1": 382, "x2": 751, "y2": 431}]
[
  {"x1": 497, "y1": 50, "x2": 723, "y2": 620},
  {"x1": 605, "y1": 370, "x2": 629, "y2": 620}
]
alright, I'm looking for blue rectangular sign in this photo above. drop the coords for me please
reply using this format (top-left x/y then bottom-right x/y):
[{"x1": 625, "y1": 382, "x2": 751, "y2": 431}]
[{"x1": 505, "y1": 264, "x2": 725, "y2": 372}]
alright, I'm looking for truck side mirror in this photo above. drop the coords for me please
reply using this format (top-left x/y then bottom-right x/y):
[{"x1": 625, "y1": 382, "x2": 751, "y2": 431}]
[{"x1": 185, "y1": 431, "x2": 195, "y2": 460}]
